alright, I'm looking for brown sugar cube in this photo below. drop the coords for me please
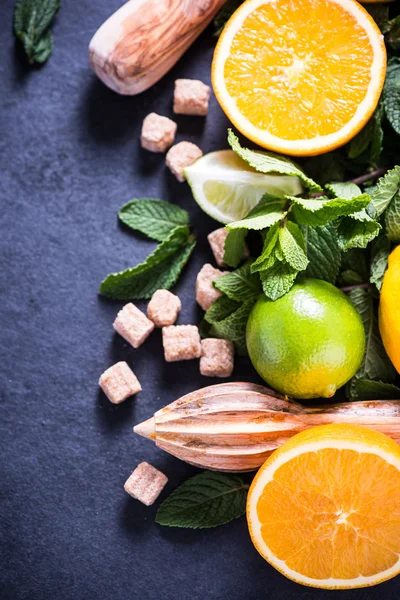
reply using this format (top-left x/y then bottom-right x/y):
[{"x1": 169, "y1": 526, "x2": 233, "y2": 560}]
[
  {"x1": 165, "y1": 141, "x2": 203, "y2": 182},
  {"x1": 208, "y1": 228, "x2": 230, "y2": 267},
  {"x1": 200, "y1": 339, "x2": 235, "y2": 378},
  {"x1": 147, "y1": 289, "x2": 181, "y2": 327},
  {"x1": 196, "y1": 263, "x2": 228, "y2": 311},
  {"x1": 141, "y1": 112, "x2": 177, "y2": 153},
  {"x1": 99, "y1": 361, "x2": 141, "y2": 404},
  {"x1": 173, "y1": 79, "x2": 211, "y2": 116},
  {"x1": 207, "y1": 227, "x2": 249, "y2": 267},
  {"x1": 162, "y1": 325, "x2": 201, "y2": 362},
  {"x1": 113, "y1": 303, "x2": 154, "y2": 349},
  {"x1": 124, "y1": 462, "x2": 168, "y2": 506}
]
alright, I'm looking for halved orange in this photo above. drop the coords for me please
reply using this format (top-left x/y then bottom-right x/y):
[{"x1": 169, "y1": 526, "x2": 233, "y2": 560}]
[
  {"x1": 247, "y1": 424, "x2": 400, "y2": 589},
  {"x1": 212, "y1": 0, "x2": 386, "y2": 156}
]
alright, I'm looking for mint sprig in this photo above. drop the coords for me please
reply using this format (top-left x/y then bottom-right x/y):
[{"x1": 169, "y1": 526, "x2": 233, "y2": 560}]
[
  {"x1": 99, "y1": 201, "x2": 195, "y2": 300},
  {"x1": 228, "y1": 129, "x2": 322, "y2": 193},
  {"x1": 14, "y1": 0, "x2": 60, "y2": 65},
  {"x1": 156, "y1": 471, "x2": 249, "y2": 529},
  {"x1": 119, "y1": 199, "x2": 189, "y2": 242}
]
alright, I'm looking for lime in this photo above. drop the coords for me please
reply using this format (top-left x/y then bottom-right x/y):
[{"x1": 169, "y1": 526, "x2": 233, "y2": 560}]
[
  {"x1": 184, "y1": 150, "x2": 303, "y2": 224},
  {"x1": 246, "y1": 278, "x2": 365, "y2": 399}
]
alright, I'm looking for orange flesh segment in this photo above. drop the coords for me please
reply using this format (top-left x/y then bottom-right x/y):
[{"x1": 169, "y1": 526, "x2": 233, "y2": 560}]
[
  {"x1": 224, "y1": 0, "x2": 374, "y2": 140},
  {"x1": 257, "y1": 449, "x2": 400, "y2": 580}
]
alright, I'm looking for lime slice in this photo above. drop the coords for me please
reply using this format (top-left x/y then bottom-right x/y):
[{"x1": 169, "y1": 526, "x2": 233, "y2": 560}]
[{"x1": 184, "y1": 150, "x2": 303, "y2": 224}]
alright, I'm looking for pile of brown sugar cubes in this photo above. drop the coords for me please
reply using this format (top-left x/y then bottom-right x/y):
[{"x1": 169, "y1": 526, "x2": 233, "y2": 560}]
[
  {"x1": 140, "y1": 78, "x2": 210, "y2": 181},
  {"x1": 98, "y1": 226, "x2": 241, "y2": 506}
]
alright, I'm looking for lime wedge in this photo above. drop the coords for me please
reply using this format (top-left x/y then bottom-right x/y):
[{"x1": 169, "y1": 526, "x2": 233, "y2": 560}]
[{"x1": 184, "y1": 150, "x2": 303, "y2": 224}]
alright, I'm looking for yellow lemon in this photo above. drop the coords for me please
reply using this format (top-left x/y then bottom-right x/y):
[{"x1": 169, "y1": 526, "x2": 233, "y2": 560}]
[{"x1": 379, "y1": 245, "x2": 400, "y2": 373}]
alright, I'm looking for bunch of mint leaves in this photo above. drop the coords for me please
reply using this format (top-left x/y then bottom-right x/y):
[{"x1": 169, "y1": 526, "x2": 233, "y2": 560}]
[
  {"x1": 199, "y1": 130, "x2": 400, "y2": 401},
  {"x1": 208, "y1": 4, "x2": 400, "y2": 402},
  {"x1": 99, "y1": 199, "x2": 196, "y2": 300},
  {"x1": 13, "y1": 0, "x2": 60, "y2": 65}
]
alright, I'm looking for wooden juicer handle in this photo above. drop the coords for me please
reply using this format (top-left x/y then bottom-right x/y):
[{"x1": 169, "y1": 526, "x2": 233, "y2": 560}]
[{"x1": 89, "y1": 0, "x2": 227, "y2": 95}]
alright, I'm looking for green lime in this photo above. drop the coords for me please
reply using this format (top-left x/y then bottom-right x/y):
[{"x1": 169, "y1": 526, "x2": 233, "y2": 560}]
[
  {"x1": 184, "y1": 150, "x2": 303, "y2": 224},
  {"x1": 246, "y1": 278, "x2": 365, "y2": 399}
]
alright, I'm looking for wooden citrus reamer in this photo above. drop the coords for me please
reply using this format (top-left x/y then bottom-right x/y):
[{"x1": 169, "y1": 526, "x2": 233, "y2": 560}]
[
  {"x1": 89, "y1": 0, "x2": 227, "y2": 95},
  {"x1": 134, "y1": 382, "x2": 400, "y2": 472}
]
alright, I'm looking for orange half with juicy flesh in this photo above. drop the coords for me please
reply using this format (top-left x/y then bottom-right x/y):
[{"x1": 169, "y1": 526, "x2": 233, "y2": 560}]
[
  {"x1": 212, "y1": 0, "x2": 386, "y2": 156},
  {"x1": 247, "y1": 424, "x2": 400, "y2": 589}
]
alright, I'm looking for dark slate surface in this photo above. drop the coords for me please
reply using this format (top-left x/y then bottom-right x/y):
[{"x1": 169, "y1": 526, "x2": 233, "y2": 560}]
[{"x1": 1, "y1": 1, "x2": 399, "y2": 599}]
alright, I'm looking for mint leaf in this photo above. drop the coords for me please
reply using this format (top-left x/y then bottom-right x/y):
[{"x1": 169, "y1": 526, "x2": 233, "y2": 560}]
[
  {"x1": 369, "y1": 103, "x2": 384, "y2": 168},
  {"x1": 214, "y1": 0, "x2": 244, "y2": 36},
  {"x1": 227, "y1": 194, "x2": 287, "y2": 230},
  {"x1": 370, "y1": 235, "x2": 390, "y2": 291},
  {"x1": 214, "y1": 261, "x2": 262, "y2": 302},
  {"x1": 340, "y1": 269, "x2": 364, "y2": 285},
  {"x1": 260, "y1": 261, "x2": 298, "y2": 301},
  {"x1": 119, "y1": 199, "x2": 189, "y2": 242},
  {"x1": 303, "y1": 223, "x2": 341, "y2": 284},
  {"x1": 290, "y1": 194, "x2": 370, "y2": 226},
  {"x1": 326, "y1": 184, "x2": 380, "y2": 250},
  {"x1": 205, "y1": 295, "x2": 255, "y2": 354},
  {"x1": 348, "y1": 288, "x2": 396, "y2": 382},
  {"x1": 384, "y1": 16, "x2": 400, "y2": 51},
  {"x1": 204, "y1": 296, "x2": 240, "y2": 324},
  {"x1": 348, "y1": 121, "x2": 374, "y2": 159},
  {"x1": 371, "y1": 166, "x2": 400, "y2": 216},
  {"x1": 198, "y1": 318, "x2": 212, "y2": 339},
  {"x1": 351, "y1": 379, "x2": 400, "y2": 400},
  {"x1": 206, "y1": 300, "x2": 254, "y2": 354},
  {"x1": 14, "y1": 0, "x2": 60, "y2": 65},
  {"x1": 383, "y1": 58, "x2": 400, "y2": 136},
  {"x1": 337, "y1": 210, "x2": 381, "y2": 251},
  {"x1": 385, "y1": 191, "x2": 400, "y2": 242},
  {"x1": 223, "y1": 229, "x2": 248, "y2": 268},
  {"x1": 279, "y1": 222, "x2": 308, "y2": 271},
  {"x1": 325, "y1": 182, "x2": 362, "y2": 199},
  {"x1": 228, "y1": 129, "x2": 321, "y2": 193},
  {"x1": 99, "y1": 228, "x2": 195, "y2": 300},
  {"x1": 346, "y1": 103, "x2": 383, "y2": 168},
  {"x1": 340, "y1": 249, "x2": 369, "y2": 281},
  {"x1": 156, "y1": 471, "x2": 248, "y2": 529},
  {"x1": 251, "y1": 224, "x2": 281, "y2": 273}
]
